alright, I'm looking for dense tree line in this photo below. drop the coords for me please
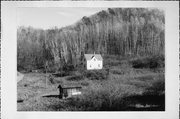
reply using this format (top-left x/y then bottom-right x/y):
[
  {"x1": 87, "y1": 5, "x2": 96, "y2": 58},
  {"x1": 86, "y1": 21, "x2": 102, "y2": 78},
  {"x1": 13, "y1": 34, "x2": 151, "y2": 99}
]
[{"x1": 17, "y1": 8, "x2": 165, "y2": 72}]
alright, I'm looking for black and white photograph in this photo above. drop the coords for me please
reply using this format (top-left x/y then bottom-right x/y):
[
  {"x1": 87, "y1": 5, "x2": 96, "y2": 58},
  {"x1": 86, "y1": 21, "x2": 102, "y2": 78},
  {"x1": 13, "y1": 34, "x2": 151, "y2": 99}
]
[
  {"x1": 1, "y1": 1, "x2": 179, "y2": 119},
  {"x1": 17, "y1": 7, "x2": 165, "y2": 111}
]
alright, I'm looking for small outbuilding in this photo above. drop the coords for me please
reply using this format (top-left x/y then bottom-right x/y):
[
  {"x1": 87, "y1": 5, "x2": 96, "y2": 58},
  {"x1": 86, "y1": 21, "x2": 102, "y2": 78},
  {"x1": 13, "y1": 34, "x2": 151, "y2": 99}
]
[
  {"x1": 58, "y1": 83, "x2": 82, "y2": 99},
  {"x1": 84, "y1": 53, "x2": 103, "y2": 70}
]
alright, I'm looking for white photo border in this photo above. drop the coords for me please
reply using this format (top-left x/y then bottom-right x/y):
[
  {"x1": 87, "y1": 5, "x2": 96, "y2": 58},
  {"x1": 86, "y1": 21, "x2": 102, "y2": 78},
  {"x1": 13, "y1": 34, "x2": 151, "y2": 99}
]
[{"x1": 1, "y1": 1, "x2": 179, "y2": 119}]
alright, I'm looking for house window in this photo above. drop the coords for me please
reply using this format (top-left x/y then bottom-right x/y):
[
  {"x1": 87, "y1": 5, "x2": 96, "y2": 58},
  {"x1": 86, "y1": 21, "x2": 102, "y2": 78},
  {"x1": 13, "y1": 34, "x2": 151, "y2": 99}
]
[
  {"x1": 90, "y1": 65, "x2": 91, "y2": 67},
  {"x1": 98, "y1": 64, "x2": 100, "y2": 67}
]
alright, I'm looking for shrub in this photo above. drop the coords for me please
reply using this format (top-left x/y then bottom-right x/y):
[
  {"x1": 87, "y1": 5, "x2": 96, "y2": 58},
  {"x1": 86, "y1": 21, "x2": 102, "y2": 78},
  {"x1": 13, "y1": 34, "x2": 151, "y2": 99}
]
[
  {"x1": 83, "y1": 69, "x2": 108, "y2": 80},
  {"x1": 110, "y1": 69, "x2": 124, "y2": 75},
  {"x1": 103, "y1": 58, "x2": 121, "y2": 67},
  {"x1": 65, "y1": 73, "x2": 165, "y2": 111},
  {"x1": 66, "y1": 81, "x2": 137, "y2": 111},
  {"x1": 48, "y1": 75, "x2": 55, "y2": 84},
  {"x1": 80, "y1": 81, "x2": 89, "y2": 86},
  {"x1": 65, "y1": 71, "x2": 84, "y2": 81},
  {"x1": 143, "y1": 74, "x2": 165, "y2": 95},
  {"x1": 131, "y1": 55, "x2": 164, "y2": 69},
  {"x1": 62, "y1": 64, "x2": 75, "y2": 72}
]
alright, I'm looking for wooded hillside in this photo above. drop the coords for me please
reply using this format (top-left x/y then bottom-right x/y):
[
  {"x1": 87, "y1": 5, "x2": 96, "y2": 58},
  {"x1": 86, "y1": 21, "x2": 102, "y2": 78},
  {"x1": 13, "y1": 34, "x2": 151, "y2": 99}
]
[{"x1": 17, "y1": 8, "x2": 165, "y2": 72}]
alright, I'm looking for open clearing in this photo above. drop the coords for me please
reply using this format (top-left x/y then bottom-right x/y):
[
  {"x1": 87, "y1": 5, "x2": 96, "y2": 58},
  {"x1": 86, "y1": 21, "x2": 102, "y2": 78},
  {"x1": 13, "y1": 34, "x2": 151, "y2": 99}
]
[{"x1": 17, "y1": 56, "x2": 165, "y2": 111}]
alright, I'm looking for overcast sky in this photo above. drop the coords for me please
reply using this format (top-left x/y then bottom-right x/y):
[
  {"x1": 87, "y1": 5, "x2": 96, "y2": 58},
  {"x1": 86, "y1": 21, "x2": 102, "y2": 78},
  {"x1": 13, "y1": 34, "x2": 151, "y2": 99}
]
[{"x1": 17, "y1": 7, "x2": 108, "y2": 29}]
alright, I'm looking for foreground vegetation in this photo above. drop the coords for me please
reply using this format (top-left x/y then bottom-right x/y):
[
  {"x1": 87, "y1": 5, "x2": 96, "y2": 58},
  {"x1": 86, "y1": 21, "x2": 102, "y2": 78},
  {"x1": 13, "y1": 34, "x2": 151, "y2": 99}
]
[{"x1": 17, "y1": 55, "x2": 165, "y2": 111}]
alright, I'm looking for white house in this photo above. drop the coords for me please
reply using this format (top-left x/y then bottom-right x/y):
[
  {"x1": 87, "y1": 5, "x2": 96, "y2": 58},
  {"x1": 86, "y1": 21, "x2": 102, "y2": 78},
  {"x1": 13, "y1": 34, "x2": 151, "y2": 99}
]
[{"x1": 84, "y1": 53, "x2": 103, "y2": 70}]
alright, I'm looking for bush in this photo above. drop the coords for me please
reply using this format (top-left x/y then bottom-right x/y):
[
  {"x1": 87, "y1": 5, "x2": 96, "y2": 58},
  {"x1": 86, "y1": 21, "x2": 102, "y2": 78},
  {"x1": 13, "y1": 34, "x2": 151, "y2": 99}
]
[
  {"x1": 81, "y1": 81, "x2": 89, "y2": 86},
  {"x1": 131, "y1": 55, "x2": 164, "y2": 69},
  {"x1": 66, "y1": 75, "x2": 165, "y2": 111},
  {"x1": 110, "y1": 69, "x2": 124, "y2": 75},
  {"x1": 48, "y1": 74, "x2": 56, "y2": 84},
  {"x1": 83, "y1": 69, "x2": 108, "y2": 80},
  {"x1": 66, "y1": 82, "x2": 135, "y2": 111},
  {"x1": 143, "y1": 76, "x2": 165, "y2": 95},
  {"x1": 103, "y1": 56, "x2": 121, "y2": 67},
  {"x1": 62, "y1": 64, "x2": 75, "y2": 72}
]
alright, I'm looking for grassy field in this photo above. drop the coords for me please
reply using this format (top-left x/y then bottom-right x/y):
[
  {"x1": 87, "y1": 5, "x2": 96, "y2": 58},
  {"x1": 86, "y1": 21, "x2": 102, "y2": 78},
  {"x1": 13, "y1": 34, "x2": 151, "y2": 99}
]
[{"x1": 17, "y1": 55, "x2": 165, "y2": 111}]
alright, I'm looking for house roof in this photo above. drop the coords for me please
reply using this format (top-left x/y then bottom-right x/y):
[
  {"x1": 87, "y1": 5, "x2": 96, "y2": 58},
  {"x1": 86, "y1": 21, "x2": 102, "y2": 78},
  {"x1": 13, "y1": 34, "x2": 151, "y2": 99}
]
[
  {"x1": 84, "y1": 54, "x2": 103, "y2": 61},
  {"x1": 58, "y1": 83, "x2": 82, "y2": 89}
]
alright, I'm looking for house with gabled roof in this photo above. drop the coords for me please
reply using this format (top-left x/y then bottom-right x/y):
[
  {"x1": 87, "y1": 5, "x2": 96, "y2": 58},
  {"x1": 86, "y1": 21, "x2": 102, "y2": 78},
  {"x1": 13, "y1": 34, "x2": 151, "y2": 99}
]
[{"x1": 84, "y1": 52, "x2": 103, "y2": 70}]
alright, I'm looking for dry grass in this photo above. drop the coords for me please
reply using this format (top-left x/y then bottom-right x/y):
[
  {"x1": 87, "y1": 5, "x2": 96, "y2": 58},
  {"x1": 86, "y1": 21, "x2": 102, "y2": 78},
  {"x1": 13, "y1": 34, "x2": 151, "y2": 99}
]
[{"x1": 17, "y1": 56, "x2": 165, "y2": 111}]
